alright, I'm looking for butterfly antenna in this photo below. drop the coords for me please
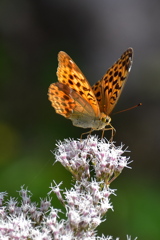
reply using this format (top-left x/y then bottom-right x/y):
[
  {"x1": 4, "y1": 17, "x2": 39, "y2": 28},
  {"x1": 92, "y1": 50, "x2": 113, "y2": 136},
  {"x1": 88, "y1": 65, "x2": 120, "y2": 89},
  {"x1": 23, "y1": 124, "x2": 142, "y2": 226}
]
[{"x1": 113, "y1": 103, "x2": 142, "y2": 115}]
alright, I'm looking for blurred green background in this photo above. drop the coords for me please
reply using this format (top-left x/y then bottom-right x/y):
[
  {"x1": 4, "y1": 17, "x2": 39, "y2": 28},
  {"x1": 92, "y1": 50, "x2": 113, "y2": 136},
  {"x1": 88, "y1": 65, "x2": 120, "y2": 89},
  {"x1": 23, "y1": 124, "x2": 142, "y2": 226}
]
[{"x1": 0, "y1": 0, "x2": 160, "y2": 239}]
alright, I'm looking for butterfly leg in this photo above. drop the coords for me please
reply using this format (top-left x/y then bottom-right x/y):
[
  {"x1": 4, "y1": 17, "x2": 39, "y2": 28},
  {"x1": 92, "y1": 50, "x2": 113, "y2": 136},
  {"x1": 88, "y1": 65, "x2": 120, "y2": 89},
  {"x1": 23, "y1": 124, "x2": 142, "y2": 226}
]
[
  {"x1": 80, "y1": 129, "x2": 93, "y2": 140},
  {"x1": 102, "y1": 124, "x2": 116, "y2": 141},
  {"x1": 110, "y1": 126, "x2": 116, "y2": 142}
]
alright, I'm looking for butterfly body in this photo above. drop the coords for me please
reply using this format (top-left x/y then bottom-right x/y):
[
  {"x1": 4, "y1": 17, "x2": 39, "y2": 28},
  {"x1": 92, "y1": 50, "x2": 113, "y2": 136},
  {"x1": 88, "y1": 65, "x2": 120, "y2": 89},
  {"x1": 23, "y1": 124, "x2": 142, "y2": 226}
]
[
  {"x1": 70, "y1": 111, "x2": 110, "y2": 130},
  {"x1": 48, "y1": 48, "x2": 133, "y2": 135}
]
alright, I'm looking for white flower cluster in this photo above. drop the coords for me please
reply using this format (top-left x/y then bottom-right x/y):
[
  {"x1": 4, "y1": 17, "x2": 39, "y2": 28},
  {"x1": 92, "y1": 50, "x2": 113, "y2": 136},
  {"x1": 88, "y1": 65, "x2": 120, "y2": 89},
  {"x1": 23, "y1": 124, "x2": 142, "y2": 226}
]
[
  {"x1": 0, "y1": 137, "x2": 136, "y2": 240},
  {"x1": 49, "y1": 179, "x2": 113, "y2": 239},
  {"x1": 0, "y1": 187, "x2": 54, "y2": 239},
  {"x1": 55, "y1": 136, "x2": 130, "y2": 185}
]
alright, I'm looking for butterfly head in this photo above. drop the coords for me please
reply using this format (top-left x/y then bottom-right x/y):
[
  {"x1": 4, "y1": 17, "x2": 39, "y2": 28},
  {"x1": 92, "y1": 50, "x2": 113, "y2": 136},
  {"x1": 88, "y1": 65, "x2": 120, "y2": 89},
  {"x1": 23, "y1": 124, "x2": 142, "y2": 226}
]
[
  {"x1": 101, "y1": 113, "x2": 111, "y2": 123},
  {"x1": 95, "y1": 112, "x2": 111, "y2": 130}
]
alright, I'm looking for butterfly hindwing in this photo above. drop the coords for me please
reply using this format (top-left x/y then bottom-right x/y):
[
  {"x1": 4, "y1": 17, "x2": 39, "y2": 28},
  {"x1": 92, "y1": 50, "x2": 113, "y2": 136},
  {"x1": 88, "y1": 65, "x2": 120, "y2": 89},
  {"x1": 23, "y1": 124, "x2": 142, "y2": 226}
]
[
  {"x1": 48, "y1": 81, "x2": 100, "y2": 128},
  {"x1": 48, "y1": 82, "x2": 76, "y2": 117}
]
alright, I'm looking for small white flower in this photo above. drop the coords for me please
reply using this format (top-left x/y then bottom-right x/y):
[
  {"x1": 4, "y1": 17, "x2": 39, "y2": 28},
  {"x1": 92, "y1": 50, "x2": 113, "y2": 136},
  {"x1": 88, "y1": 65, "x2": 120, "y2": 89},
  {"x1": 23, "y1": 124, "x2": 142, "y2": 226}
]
[
  {"x1": 0, "y1": 192, "x2": 7, "y2": 207},
  {"x1": 68, "y1": 209, "x2": 81, "y2": 228}
]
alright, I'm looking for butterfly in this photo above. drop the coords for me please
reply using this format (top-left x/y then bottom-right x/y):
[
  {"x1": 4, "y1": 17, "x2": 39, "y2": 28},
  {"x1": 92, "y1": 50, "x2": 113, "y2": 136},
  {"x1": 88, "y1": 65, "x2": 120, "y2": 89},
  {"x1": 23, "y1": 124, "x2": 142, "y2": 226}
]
[{"x1": 48, "y1": 48, "x2": 133, "y2": 138}]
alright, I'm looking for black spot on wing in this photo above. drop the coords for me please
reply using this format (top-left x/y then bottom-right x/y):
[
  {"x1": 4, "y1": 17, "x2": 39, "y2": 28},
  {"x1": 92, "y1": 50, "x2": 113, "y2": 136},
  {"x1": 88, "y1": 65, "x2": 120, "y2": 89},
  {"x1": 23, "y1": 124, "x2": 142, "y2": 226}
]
[
  {"x1": 76, "y1": 82, "x2": 81, "y2": 87},
  {"x1": 83, "y1": 86, "x2": 89, "y2": 91},
  {"x1": 68, "y1": 79, "x2": 73, "y2": 85},
  {"x1": 118, "y1": 72, "x2": 122, "y2": 77},
  {"x1": 121, "y1": 76, "x2": 126, "y2": 81},
  {"x1": 114, "y1": 71, "x2": 118, "y2": 77},
  {"x1": 65, "y1": 108, "x2": 70, "y2": 113},
  {"x1": 115, "y1": 83, "x2": 122, "y2": 90},
  {"x1": 109, "y1": 76, "x2": 113, "y2": 82},
  {"x1": 104, "y1": 85, "x2": 109, "y2": 92},
  {"x1": 63, "y1": 95, "x2": 70, "y2": 100},
  {"x1": 95, "y1": 91, "x2": 100, "y2": 97},
  {"x1": 61, "y1": 102, "x2": 67, "y2": 107},
  {"x1": 79, "y1": 91, "x2": 84, "y2": 95},
  {"x1": 69, "y1": 74, "x2": 73, "y2": 80},
  {"x1": 113, "y1": 79, "x2": 118, "y2": 85},
  {"x1": 108, "y1": 88, "x2": 112, "y2": 94}
]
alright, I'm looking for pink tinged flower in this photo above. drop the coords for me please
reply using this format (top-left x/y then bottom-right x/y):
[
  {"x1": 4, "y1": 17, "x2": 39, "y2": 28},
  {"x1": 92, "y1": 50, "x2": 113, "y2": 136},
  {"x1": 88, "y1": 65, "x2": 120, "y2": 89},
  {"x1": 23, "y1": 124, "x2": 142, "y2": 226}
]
[
  {"x1": 68, "y1": 210, "x2": 80, "y2": 228},
  {"x1": 7, "y1": 198, "x2": 18, "y2": 214},
  {"x1": 18, "y1": 186, "x2": 32, "y2": 205},
  {"x1": 49, "y1": 181, "x2": 65, "y2": 205},
  {"x1": 0, "y1": 207, "x2": 7, "y2": 220},
  {"x1": 0, "y1": 192, "x2": 7, "y2": 207},
  {"x1": 21, "y1": 203, "x2": 30, "y2": 214},
  {"x1": 40, "y1": 198, "x2": 51, "y2": 212}
]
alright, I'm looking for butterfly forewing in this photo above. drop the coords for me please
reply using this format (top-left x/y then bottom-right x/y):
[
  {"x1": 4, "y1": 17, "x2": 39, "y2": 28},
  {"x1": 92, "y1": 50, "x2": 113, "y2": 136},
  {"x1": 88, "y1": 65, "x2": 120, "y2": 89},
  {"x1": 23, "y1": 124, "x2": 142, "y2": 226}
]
[
  {"x1": 92, "y1": 48, "x2": 133, "y2": 116},
  {"x1": 57, "y1": 51, "x2": 100, "y2": 117}
]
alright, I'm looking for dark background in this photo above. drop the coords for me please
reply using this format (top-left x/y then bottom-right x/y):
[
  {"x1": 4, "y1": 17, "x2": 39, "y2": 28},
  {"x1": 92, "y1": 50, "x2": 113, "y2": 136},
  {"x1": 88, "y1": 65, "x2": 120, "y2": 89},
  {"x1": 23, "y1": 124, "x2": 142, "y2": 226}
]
[{"x1": 0, "y1": 0, "x2": 160, "y2": 239}]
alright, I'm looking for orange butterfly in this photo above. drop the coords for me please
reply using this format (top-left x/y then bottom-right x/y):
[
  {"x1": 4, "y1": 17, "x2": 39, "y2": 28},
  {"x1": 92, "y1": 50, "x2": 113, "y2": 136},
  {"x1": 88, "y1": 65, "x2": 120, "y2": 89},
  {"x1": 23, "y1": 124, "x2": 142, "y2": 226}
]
[{"x1": 48, "y1": 48, "x2": 133, "y2": 138}]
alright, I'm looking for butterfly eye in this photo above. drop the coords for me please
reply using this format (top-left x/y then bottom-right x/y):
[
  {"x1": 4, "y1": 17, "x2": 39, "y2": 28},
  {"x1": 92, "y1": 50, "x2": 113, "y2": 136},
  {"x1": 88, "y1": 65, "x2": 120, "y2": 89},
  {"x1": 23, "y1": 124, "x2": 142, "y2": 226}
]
[
  {"x1": 101, "y1": 116, "x2": 111, "y2": 124},
  {"x1": 102, "y1": 118, "x2": 106, "y2": 123}
]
